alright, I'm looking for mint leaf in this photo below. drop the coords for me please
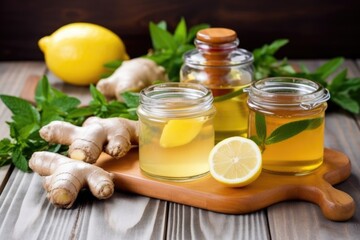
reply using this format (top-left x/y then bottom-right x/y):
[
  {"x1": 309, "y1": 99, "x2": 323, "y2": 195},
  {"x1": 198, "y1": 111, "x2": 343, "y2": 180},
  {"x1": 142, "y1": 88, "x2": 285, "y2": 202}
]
[
  {"x1": 121, "y1": 92, "x2": 140, "y2": 108},
  {"x1": 265, "y1": 119, "x2": 312, "y2": 145},
  {"x1": 255, "y1": 112, "x2": 267, "y2": 141},
  {"x1": 149, "y1": 22, "x2": 177, "y2": 51},
  {"x1": 12, "y1": 147, "x2": 30, "y2": 172},
  {"x1": 174, "y1": 17, "x2": 187, "y2": 44},
  {"x1": 332, "y1": 94, "x2": 360, "y2": 114},
  {"x1": 315, "y1": 57, "x2": 344, "y2": 80}
]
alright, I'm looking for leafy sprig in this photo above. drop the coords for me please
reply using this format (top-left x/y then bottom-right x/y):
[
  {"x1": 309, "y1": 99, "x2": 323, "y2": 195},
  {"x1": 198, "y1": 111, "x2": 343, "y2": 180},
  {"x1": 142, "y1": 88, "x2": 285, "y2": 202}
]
[{"x1": 145, "y1": 18, "x2": 209, "y2": 81}]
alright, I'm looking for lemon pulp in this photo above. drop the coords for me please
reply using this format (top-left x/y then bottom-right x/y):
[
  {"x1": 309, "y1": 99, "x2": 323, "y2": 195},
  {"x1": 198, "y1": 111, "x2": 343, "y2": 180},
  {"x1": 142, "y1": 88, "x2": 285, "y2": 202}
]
[
  {"x1": 160, "y1": 118, "x2": 204, "y2": 148},
  {"x1": 209, "y1": 136, "x2": 262, "y2": 187}
]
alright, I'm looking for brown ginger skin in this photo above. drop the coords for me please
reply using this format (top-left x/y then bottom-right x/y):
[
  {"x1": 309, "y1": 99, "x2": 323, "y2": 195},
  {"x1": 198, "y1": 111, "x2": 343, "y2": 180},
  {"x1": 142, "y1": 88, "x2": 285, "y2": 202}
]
[
  {"x1": 96, "y1": 58, "x2": 168, "y2": 100},
  {"x1": 29, "y1": 151, "x2": 114, "y2": 208},
  {"x1": 39, "y1": 117, "x2": 139, "y2": 163}
]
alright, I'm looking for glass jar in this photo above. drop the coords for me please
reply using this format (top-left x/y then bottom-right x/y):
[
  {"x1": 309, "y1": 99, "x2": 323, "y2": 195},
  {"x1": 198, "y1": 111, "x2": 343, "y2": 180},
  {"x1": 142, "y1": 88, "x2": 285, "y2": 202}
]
[
  {"x1": 246, "y1": 77, "x2": 330, "y2": 175},
  {"x1": 180, "y1": 28, "x2": 254, "y2": 143},
  {"x1": 137, "y1": 82, "x2": 216, "y2": 181}
]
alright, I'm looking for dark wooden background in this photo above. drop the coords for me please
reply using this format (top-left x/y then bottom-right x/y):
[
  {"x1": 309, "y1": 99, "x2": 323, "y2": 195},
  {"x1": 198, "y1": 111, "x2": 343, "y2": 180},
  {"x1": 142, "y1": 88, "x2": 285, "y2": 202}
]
[{"x1": 0, "y1": 0, "x2": 359, "y2": 61}]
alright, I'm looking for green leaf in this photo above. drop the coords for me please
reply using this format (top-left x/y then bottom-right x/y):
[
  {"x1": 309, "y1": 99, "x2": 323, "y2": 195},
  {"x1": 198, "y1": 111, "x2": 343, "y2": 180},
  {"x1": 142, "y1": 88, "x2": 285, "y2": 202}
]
[
  {"x1": 265, "y1": 119, "x2": 312, "y2": 145},
  {"x1": 174, "y1": 17, "x2": 187, "y2": 44},
  {"x1": 267, "y1": 39, "x2": 289, "y2": 55},
  {"x1": 0, "y1": 95, "x2": 40, "y2": 124},
  {"x1": 121, "y1": 92, "x2": 140, "y2": 108},
  {"x1": 255, "y1": 113, "x2": 267, "y2": 141},
  {"x1": 315, "y1": 57, "x2": 344, "y2": 80},
  {"x1": 328, "y1": 69, "x2": 347, "y2": 92},
  {"x1": 332, "y1": 94, "x2": 360, "y2": 114},
  {"x1": 307, "y1": 118, "x2": 323, "y2": 130},
  {"x1": 149, "y1": 22, "x2": 177, "y2": 51},
  {"x1": 104, "y1": 60, "x2": 123, "y2": 70},
  {"x1": 12, "y1": 147, "x2": 30, "y2": 172},
  {"x1": 89, "y1": 84, "x2": 107, "y2": 105}
]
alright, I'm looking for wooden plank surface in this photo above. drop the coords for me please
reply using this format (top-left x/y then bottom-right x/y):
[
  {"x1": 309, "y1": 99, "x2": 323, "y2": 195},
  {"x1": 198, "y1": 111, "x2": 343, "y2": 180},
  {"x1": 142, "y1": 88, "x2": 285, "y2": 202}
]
[
  {"x1": 0, "y1": 62, "x2": 46, "y2": 191},
  {"x1": 0, "y1": 60, "x2": 359, "y2": 239},
  {"x1": 267, "y1": 60, "x2": 360, "y2": 240}
]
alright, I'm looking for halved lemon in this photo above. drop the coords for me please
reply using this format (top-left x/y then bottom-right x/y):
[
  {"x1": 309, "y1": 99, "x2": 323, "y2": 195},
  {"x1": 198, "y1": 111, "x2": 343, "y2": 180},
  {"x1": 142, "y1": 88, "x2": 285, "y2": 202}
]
[
  {"x1": 160, "y1": 118, "x2": 203, "y2": 148},
  {"x1": 209, "y1": 136, "x2": 262, "y2": 187}
]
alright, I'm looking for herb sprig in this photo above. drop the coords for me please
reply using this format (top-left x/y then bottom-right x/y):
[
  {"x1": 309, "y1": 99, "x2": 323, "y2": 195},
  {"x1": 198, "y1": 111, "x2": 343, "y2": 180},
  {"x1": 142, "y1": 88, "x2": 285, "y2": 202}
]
[{"x1": 145, "y1": 18, "x2": 209, "y2": 82}]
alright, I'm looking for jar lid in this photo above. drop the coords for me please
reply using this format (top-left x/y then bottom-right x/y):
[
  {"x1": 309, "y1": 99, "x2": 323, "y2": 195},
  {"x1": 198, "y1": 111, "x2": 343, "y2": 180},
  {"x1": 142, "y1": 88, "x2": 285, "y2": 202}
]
[{"x1": 197, "y1": 28, "x2": 237, "y2": 44}]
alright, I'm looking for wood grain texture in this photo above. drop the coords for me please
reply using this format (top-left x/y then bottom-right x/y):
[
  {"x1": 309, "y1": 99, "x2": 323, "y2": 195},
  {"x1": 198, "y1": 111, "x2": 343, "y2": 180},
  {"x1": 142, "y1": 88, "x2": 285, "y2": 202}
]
[
  {"x1": 267, "y1": 61, "x2": 360, "y2": 240},
  {"x1": 0, "y1": 169, "x2": 81, "y2": 239},
  {"x1": 0, "y1": 0, "x2": 359, "y2": 60},
  {"x1": 166, "y1": 203, "x2": 270, "y2": 240},
  {"x1": 76, "y1": 192, "x2": 168, "y2": 240},
  {"x1": 0, "y1": 61, "x2": 46, "y2": 191}
]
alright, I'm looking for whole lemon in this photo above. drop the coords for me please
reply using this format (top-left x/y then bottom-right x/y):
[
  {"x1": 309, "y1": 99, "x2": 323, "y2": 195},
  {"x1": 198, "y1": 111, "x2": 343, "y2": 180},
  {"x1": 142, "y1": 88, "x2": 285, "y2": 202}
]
[{"x1": 39, "y1": 22, "x2": 129, "y2": 86}]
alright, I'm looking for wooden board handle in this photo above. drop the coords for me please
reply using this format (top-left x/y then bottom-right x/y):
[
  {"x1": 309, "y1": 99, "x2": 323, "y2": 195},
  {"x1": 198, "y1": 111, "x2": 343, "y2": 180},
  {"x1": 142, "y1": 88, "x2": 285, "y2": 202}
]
[{"x1": 317, "y1": 181, "x2": 355, "y2": 221}]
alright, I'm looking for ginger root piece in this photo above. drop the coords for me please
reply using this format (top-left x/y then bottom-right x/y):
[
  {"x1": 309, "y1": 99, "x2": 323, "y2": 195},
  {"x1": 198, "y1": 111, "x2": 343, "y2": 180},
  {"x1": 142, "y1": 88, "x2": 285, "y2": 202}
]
[
  {"x1": 96, "y1": 58, "x2": 168, "y2": 100},
  {"x1": 40, "y1": 117, "x2": 139, "y2": 164},
  {"x1": 29, "y1": 151, "x2": 114, "y2": 208}
]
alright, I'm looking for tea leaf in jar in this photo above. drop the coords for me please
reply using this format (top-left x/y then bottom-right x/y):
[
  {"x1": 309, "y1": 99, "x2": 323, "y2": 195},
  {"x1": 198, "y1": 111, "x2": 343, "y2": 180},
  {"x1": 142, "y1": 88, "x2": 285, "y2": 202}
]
[
  {"x1": 253, "y1": 113, "x2": 323, "y2": 149},
  {"x1": 265, "y1": 119, "x2": 311, "y2": 145},
  {"x1": 255, "y1": 112, "x2": 266, "y2": 142}
]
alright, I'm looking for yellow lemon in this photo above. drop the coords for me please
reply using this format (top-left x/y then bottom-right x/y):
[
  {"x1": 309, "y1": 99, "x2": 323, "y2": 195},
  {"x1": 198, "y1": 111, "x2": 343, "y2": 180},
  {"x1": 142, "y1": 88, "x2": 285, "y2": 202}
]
[
  {"x1": 209, "y1": 136, "x2": 262, "y2": 187},
  {"x1": 38, "y1": 22, "x2": 129, "y2": 86},
  {"x1": 160, "y1": 119, "x2": 204, "y2": 148}
]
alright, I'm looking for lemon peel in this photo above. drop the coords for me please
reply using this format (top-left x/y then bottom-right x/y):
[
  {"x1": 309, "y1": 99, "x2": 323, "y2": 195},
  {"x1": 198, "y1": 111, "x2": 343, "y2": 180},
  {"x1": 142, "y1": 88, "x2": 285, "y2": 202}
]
[{"x1": 39, "y1": 22, "x2": 129, "y2": 86}]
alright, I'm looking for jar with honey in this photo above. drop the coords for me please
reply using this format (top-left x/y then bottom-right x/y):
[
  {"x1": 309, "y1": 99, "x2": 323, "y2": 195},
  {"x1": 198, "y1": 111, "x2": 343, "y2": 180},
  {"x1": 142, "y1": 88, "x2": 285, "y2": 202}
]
[
  {"x1": 246, "y1": 77, "x2": 330, "y2": 175},
  {"x1": 180, "y1": 28, "x2": 254, "y2": 142}
]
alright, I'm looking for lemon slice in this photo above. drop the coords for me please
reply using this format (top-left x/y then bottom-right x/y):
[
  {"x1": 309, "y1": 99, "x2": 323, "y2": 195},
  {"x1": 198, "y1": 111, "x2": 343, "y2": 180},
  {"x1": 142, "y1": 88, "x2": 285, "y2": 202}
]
[
  {"x1": 160, "y1": 119, "x2": 203, "y2": 148},
  {"x1": 209, "y1": 136, "x2": 262, "y2": 187}
]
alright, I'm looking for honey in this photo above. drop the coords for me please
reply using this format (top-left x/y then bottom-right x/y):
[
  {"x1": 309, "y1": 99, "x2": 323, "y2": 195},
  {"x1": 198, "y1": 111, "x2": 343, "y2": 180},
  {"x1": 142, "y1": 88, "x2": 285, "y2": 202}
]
[{"x1": 247, "y1": 77, "x2": 330, "y2": 175}]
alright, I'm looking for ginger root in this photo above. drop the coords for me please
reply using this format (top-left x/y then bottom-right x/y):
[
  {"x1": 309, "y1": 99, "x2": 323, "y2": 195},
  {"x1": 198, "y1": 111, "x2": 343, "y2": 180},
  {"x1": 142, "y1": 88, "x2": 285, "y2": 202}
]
[
  {"x1": 29, "y1": 151, "x2": 114, "y2": 208},
  {"x1": 96, "y1": 58, "x2": 168, "y2": 100},
  {"x1": 40, "y1": 117, "x2": 139, "y2": 164}
]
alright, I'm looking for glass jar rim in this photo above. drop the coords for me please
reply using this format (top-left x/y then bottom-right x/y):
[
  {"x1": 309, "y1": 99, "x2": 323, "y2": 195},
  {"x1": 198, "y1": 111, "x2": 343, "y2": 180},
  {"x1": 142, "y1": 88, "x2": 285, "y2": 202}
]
[
  {"x1": 182, "y1": 48, "x2": 254, "y2": 67},
  {"x1": 138, "y1": 82, "x2": 215, "y2": 117},
  {"x1": 246, "y1": 77, "x2": 330, "y2": 110}
]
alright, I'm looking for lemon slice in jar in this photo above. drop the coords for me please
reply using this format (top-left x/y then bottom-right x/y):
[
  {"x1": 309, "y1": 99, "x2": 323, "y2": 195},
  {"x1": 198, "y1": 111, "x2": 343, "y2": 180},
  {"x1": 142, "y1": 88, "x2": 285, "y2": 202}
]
[
  {"x1": 209, "y1": 137, "x2": 262, "y2": 187},
  {"x1": 160, "y1": 118, "x2": 203, "y2": 148}
]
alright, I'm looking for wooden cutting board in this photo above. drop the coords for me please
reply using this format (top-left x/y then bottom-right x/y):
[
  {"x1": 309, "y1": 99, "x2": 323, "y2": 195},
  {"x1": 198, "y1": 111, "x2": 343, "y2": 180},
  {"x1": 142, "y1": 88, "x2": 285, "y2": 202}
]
[
  {"x1": 96, "y1": 148, "x2": 355, "y2": 221},
  {"x1": 22, "y1": 75, "x2": 355, "y2": 221}
]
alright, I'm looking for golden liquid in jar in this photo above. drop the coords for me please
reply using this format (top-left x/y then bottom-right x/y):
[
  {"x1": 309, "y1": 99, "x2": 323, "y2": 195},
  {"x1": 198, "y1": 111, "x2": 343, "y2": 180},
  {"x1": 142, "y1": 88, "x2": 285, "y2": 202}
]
[
  {"x1": 248, "y1": 109, "x2": 325, "y2": 175},
  {"x1": 211, "y1": 85, "x2": 249, "y2": 142},
  {"x1": 138, "y1": 116, "x2": 214, "y2": 181}
]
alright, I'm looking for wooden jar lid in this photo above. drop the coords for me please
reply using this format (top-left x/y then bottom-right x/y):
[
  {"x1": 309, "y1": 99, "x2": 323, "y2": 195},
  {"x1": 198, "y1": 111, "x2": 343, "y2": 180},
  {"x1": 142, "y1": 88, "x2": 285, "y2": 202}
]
[{"x1": 196, "y1": 28, "x2": 237, "y2": 44}]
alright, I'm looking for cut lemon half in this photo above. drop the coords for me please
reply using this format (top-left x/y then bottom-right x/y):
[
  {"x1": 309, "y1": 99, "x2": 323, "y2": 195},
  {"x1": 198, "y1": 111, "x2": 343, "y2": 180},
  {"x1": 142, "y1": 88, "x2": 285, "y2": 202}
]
[
  {"x1": 160, "y1": 119, "x2": 203, "y2": 148},
  {"x1": 209, "y1": 136, "x2": 262, "y2": 187}
]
